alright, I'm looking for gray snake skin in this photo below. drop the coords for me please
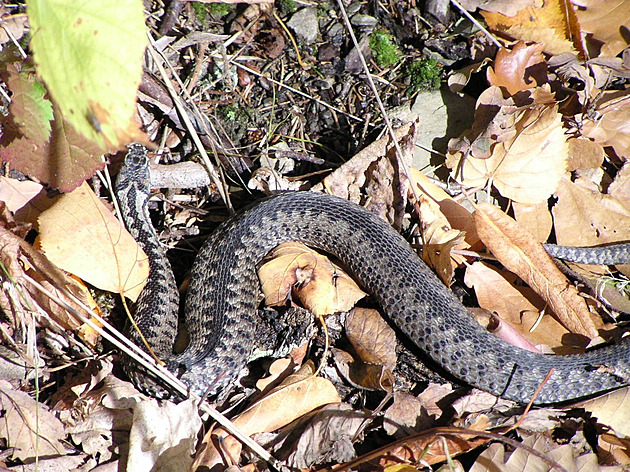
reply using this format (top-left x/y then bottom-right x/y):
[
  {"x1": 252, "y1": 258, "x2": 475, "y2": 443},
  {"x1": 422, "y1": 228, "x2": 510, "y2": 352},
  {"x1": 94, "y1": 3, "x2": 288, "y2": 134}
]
[{"x1": 116, "y1": 145, "x2": 630, "y2": 404}]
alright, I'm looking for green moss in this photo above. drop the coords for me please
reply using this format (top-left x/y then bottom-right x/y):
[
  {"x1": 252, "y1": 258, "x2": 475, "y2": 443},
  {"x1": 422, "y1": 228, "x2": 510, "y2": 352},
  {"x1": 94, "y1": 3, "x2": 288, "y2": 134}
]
[
  {"x1": 191, "y1": 2, "x2": 232, "y2": 21},
  {"x1": 278, "y1": 0, "x2": 297, "y2": 14},
  {"x1": 369, "y1": 30, "x2": 401, "y2": 68},
  {"x1": 408, "y1": 58, "x2": 442, "y2": 92},
  {"x1": 219, "y1": 103, "x2": 246, "y2": 122}
]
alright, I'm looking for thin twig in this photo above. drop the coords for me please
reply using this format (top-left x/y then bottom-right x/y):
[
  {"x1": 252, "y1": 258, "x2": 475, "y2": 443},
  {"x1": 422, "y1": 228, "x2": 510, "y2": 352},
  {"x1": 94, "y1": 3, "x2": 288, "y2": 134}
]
[
  {"x1": 449, "y1": 0, "x2": 502, "y2": 48},
  {"x1": 20, "y1": 271, "x2": 282, "y2": 470},
  {"x1": 336, "y1": 0, "x2": 420, "y2": 203},
  {"x1": 146, "y1": 34, "x2": 232, "y2": 213}
]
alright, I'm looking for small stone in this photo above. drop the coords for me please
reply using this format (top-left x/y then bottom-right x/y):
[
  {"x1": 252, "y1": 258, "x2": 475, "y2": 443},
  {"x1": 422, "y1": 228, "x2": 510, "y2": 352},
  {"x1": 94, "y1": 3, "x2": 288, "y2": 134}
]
[
  {"x1": 318, "y1": 43, "x2": 337, "y2": 62},
  {"x1": 350, "y1": 14, "x2": 378, "y2": 27},
  {"x1": 287, "y1": 7, "x2": 319, "y2": 45}
]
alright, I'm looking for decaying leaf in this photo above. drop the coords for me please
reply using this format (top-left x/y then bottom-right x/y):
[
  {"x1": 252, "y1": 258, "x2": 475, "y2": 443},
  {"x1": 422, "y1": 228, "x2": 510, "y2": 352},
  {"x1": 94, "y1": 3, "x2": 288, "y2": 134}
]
[
  {"x1": 17, "y1": 181, "x2": 149, "y2": 301},
  {"x1": 0, "y1": 379, "x2": 66, "y2": 461},
  {"x1": 258, "y1": 242, "x2": 366, "y2": 316},
  {"x1": 474, "y1": 202, "x2": 598, "y2": 337},
  {"x1": 283, "y1": 403, "x2": 368, "y2": 468}
]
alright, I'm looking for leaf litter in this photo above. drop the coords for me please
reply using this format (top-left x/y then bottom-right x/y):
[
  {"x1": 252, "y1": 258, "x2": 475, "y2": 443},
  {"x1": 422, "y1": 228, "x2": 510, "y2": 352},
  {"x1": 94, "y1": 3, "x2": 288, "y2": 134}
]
[{"x1": 0, "y1": 0, "x2": 630, "y2": 471}]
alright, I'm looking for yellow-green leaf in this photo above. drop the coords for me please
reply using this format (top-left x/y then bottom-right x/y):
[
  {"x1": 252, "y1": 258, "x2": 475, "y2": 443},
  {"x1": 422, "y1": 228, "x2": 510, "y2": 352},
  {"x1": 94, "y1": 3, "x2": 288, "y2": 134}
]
[{"x1": 27, "y1": 0, "x2": 147, "y2": 151}]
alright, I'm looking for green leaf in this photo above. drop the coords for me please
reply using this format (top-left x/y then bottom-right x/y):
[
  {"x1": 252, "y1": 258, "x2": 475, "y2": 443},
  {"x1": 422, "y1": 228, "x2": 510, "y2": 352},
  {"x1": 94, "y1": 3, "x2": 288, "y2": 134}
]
[
  {"x1": 26, "y1": 0, "x2": 148, "y2": 152},
  {"x1": 2, "y1": 62, "x2": 53, "y2": 143}
]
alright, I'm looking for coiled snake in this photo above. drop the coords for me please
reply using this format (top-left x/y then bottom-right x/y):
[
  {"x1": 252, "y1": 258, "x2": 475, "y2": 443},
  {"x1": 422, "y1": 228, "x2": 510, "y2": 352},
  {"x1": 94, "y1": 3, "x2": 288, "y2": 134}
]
[{"x1": 116, "y1": 144, "x2": 630, "y2": 404}]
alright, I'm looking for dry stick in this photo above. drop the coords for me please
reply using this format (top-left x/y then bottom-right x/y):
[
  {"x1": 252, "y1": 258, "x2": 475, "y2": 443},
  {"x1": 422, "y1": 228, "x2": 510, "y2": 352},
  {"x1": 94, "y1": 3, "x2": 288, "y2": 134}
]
[
  {"x1": 335, "y1": 0, "x2": 421, "y2": 204},
  {"x1": 20, "y1": 272, "x2": 282, "y2": 471},
  {"x1": 145, "y1": 34, "x2": 232, "y2": 213},
  {"x1": 449, "y1": 0, "x2": 503, "y2": 48}
]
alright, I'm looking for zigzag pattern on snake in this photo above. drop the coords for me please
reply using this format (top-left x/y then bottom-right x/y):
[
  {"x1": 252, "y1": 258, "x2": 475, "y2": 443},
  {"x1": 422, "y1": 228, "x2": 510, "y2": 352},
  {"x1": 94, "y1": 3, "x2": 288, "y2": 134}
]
[{"x1": 116, "y1": 144, "x2": 630, "y2": 404}]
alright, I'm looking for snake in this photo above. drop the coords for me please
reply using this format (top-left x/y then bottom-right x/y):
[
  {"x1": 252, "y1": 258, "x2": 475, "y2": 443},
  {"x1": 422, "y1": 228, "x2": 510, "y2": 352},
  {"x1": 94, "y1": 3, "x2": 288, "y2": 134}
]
[{"x1": 116, "y1": 144, "x2": 630, "y2": 404}]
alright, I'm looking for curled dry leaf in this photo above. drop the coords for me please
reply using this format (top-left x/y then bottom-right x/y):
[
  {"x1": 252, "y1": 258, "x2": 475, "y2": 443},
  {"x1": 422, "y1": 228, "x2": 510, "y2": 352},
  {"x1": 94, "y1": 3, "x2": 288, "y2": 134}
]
[
  {"x1": 487, "y1": 42, "x2": 547, "y2": 95},
  {"x1": 17, "y1": 181, "x2": 149, "y2": 301},
  {"x1": 409, "y1": 168, "x2": 478, "y2": 284},
  {"x1": 193, "y1": 361, "x2": 340, "y2": 471},
  {"x1": 258, "y1": 242, "x2": 366, "y2": 316},
  {"x1": 447, "y1": 87, "x2": 568, "y2": 204},
  {"x1": 474, "y1": 202, "x2": 598, "y2": 338}
]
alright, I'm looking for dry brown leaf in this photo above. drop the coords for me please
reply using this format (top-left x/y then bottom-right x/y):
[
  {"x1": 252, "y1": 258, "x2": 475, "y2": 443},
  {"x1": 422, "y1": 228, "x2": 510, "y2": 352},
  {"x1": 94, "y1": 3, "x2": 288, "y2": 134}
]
[
  {"x1": 576, "y1": 0, "x2": 630, "y2": 57},
  {"x1": 609, "y1": 161, "x2": 630, "y2": 204},
  {"x1": 465, "y1": 261, "x2": 599, "y2": 352},
  {"x1": 17, "y1": 181, "x2": 148, "y2": 301},
  {"x1": 0, "y1": 379, "x2": 66, "y2": 461},
  {"x1": 376, "y1": 431, "x2": 490, "y2": 468},
  {"x1": 345, "y1": 308, "x2": 397, "y2": 370},
  {"x1": 127, "y1": 398, "x2": 201, "y2": 472},
  {"x1": 566, "y1": 136, "x2": 605, "y2": 171},
  {"x1": 552, "y1": 177, "x2": 630, "y2": 276},
  {"x1": 283, "y1": 403, "x2": 367, "y2": 468},
  {"x1": 446, "y1": 86, "x2": 568, "y2": 204},
  {"x1": 471, "y1": 433, "x2": 603, "y2": 472},
  {"x1": 487, "y1": 42, "x2": 547, "y2": 95},
  {"x1": 193, "y1": 361, "x2": 340, "y2": 470},
  {"x1": 334, "y1": 308, "x2": 396, "y2": 392},
  {"x1": 512, "y1": 201, "x2": 552, "y2": 242},
  {"x1": 383, "y1": 392, "x2": 434, "y2": 437},
  {"x1": 410, "y1": 168, "x2": 479, "y2": 283},
  {"x1": 0, "y1": 13, "x2": 28, "y2": 45},
  {"x1": 581, "y1": 90, "x2": 630, "y2": 160},
  {"x1": 474, "y1": 203, "x2": 598, "y2": 337},
  {"x1": 575, "y1": 387, "x2": 630, "y2": 437},
  {"x1": 481, "y1": 0, "x2": 585, "y2": 56},
  {"x1": 0, "y1": 176, "x2": 44, "y2": 212},
  {"x1": 457, "y1": 0, "x2": 539, "y2": 16},
  {"x1": 258, "y1": 242, "x2": 366, "y2": 316},
  {"x1": 312, "y1": 122, "x2": 417, "y2": 230}
]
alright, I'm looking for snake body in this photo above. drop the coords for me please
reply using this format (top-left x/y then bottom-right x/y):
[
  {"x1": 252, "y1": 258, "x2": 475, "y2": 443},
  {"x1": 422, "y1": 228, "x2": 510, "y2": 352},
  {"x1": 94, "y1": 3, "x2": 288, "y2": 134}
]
[{"x1": 117, "y1": 145, "x2": 630, "y2": 404}]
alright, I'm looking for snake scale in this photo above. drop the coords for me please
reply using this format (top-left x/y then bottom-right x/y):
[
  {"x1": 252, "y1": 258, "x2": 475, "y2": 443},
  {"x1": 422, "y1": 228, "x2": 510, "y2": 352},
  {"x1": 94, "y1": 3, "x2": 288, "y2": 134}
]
[{"x1": 116, "y1": 144, "x2": 630, "y2": 404}]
